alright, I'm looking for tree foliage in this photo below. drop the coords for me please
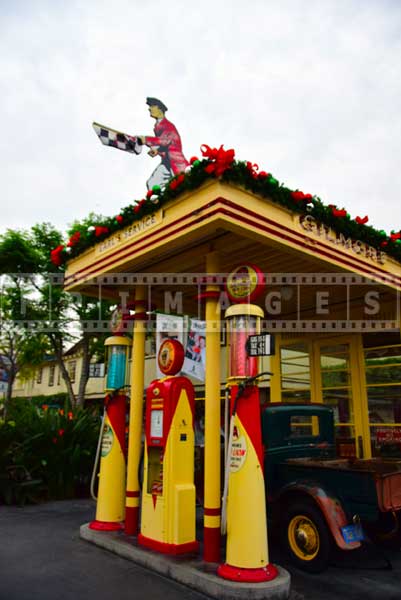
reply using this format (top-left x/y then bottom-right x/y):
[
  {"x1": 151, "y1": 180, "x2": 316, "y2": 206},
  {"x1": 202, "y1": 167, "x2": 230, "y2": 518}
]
[{"x1": 0, "y1": 223, "x2": 112, "y2": 416}]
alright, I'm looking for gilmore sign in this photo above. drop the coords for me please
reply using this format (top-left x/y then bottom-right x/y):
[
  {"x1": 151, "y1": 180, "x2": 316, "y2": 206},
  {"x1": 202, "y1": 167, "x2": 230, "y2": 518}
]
[{"x1": 299, "y1": 215, "x2": 386, "y2": 264}]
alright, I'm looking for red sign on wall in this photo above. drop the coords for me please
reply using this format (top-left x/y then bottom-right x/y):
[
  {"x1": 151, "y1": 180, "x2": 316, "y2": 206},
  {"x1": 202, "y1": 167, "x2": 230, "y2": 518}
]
[{"x1": 376, "y1": 428, "x2": 401, "y2": 444}]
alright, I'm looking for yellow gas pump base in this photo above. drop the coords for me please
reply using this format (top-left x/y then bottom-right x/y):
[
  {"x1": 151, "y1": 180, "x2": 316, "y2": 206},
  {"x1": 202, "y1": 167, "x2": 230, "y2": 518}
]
[
  {"x1": 90, "y1": 394, "x2": 127, "y2": 531},
  {"x1": 138, "y1": 376, "x2": 199, "y2": 555}
]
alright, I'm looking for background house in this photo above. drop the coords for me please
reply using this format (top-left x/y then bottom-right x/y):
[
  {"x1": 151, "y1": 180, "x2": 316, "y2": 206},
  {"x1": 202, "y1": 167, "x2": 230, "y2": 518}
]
[{"x1": 12, "y1": 341, "x2": 105, "y2": 405}]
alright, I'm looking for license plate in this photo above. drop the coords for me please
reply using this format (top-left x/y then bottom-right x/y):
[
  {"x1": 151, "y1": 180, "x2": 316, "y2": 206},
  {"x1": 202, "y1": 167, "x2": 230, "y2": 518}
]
[{"x1": 341, "y1": 523, "x2": 364, "y2": 543}]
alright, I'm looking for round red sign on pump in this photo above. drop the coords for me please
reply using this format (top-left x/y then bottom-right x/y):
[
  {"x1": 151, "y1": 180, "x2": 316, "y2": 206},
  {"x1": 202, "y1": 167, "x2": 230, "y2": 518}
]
[
  {"x1": 157, "y1": 338, "x2": 185, "y2": 376},
  {"x1": 110, "y1": 305, "x2": 135, "y2": 334},
  {"x1": 225, "y1": 264, "x2": 265, "y2": 304},
  {"x1": 110, "y1": 306, "x2": 126, "y2": 334}
]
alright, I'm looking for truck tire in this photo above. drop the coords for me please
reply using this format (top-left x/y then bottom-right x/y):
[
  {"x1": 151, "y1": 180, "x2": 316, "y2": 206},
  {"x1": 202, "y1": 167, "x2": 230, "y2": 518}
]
[{"x1": 280, "y1": 499, "x2": 333, "y2": 573}]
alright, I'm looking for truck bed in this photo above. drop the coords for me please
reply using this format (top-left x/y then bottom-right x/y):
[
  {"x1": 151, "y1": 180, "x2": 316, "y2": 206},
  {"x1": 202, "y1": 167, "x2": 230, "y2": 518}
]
[{"x1": 284, "y1": 457, "x2": 401, "y2": 512}]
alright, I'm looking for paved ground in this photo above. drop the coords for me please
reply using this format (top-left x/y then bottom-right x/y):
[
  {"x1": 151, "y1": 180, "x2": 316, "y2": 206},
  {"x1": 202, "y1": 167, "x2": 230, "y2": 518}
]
[
  {"x1": 0, "y1": 500, "x2": 209, "y2": 600},
  {"x1": 269, "y1": 527, "x2": 401, "y2": 600},
  {"x1": 0, "y1": 499, "x2": 401, "y2": 600}
]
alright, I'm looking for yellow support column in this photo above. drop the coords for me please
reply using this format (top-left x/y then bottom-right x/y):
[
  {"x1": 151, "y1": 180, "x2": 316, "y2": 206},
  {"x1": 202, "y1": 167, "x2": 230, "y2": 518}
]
[
  {"x1": 125, "y1": 285, "x2": 147, "y2": 535},
  {"x1": 353, "y1": 334, "x2": 371, "y2": 459},
  {"x1": 270, "y1": 334, "x2": 281, "y2": 402},
  {"x1": 203, "y1": 250, "x2": 222, "y2": 562}
]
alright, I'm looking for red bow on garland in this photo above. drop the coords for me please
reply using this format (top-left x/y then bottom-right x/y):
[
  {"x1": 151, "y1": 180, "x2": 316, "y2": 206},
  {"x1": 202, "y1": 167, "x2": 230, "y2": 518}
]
[
  {"x1": 390, "y1": 231, "x2": 401, "y2": 241},
  {"x1": 246, "y1": 162, "x2": 259, "y2": 178},
  {"x1": 134, "y1": 199, "x2": 145, "y2": 213},
  {"x1": 50, "y1": 245, "x2": 65, "y2": 266},
  {"x1": 355, "y1": 216, "x2": 369, "y2": 225},
  {"x1": 329, "y1": 205, "x2": 347, "y2": 218},
  {"x1": 169, "y1": 173, "x2": 186, "y2": 191},
  {"x1": 291, "y1": 191, "x2": 313, "y2": 203},
  {"x1": 95, "y1": 226, "x2": 109, "y2": 237},
  {"x1": 67, "y1": 231, "x2": 81, "y2": 247},
  {"x1": 201, "y1": 144, "x2": 235, "y2": 177}
]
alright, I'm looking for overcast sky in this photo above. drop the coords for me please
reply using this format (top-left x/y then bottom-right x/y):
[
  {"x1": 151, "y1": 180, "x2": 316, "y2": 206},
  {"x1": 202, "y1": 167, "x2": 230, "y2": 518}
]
[{"x1": 1, "y1": 0, "x2": 401, "y2": 238}]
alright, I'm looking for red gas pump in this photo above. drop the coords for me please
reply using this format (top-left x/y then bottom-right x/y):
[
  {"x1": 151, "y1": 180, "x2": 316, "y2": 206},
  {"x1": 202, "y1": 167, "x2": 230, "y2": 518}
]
[
  {"x1": 138, "y1": 338, "x2": 199, "y2": 554},
  {"x1": 218, "y1": 265, "x2": 278, "y2": 582}
]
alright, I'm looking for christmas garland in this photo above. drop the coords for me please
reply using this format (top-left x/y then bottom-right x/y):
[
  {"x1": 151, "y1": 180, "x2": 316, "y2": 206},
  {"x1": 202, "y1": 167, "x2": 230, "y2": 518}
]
[{"x1": 51, "y1": 144, "x2": 401, "y2": 267}]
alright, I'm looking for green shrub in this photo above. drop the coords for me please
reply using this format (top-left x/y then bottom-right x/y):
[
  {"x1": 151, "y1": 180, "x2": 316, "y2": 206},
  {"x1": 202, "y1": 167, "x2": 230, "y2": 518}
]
[{"x1": 0, "y1": 399, "x2": 101, "y2": 503}]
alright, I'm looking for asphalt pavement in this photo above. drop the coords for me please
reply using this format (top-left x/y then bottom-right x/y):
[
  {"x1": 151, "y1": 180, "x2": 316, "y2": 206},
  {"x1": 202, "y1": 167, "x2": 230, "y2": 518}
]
[{"x1": 0, "y1": 499, "x2": 400, "y2": 600}]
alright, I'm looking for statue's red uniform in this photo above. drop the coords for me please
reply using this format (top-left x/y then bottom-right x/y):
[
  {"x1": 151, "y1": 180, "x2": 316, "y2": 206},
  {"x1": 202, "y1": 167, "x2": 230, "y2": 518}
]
[{"x1": 145, "y1": 118, "x2": 189, "y2": 174}]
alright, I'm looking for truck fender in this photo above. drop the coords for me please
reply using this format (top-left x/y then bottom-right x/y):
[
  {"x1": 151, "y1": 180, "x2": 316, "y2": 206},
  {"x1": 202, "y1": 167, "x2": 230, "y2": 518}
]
[{"x1": 278, "y1": 482, "x2": 361, "y2": 551}]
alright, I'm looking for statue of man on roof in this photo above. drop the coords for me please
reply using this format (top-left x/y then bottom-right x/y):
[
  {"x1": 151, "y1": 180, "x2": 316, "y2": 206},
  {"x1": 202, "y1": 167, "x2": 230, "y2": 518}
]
[
  {"x1": 92, "y1": 97, "x2": 189, "y2": 190},
  {"x1": 138, "y1": 97, "x2": 189, "y2": 189}
]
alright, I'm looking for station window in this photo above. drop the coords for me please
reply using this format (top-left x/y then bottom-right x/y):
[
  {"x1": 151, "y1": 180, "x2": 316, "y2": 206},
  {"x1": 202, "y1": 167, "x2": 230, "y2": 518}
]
[
  {"x1": 280, "y1": 342, "x2": 312, "y2": 403},
  {"x1": 289, "y1": 415, "x2": 319, "y2": 437},
  {"x1": 318, "y1": 344, "x2": 353, "y2": 439},
  {"x1": 364, "y1": 344, "x2": 401, "y2": 457}
]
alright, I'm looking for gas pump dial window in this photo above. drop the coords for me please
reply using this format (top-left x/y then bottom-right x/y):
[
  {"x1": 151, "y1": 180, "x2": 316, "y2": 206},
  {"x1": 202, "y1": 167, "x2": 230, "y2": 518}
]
[{"x1": 151, "y1": 409, "x2": 163, "y2": 438}]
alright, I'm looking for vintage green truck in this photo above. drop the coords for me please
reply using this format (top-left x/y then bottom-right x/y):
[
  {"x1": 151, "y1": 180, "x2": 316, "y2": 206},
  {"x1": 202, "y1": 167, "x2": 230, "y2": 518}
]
[{"x1": 262, "y1": 403, "x2": 401, "y2": 572}]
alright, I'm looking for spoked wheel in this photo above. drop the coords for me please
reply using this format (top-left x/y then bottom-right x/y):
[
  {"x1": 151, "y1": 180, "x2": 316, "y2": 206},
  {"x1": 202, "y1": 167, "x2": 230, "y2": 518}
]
[{"x1": 281, "y1": 499, "x2": 333, "y2": 573}]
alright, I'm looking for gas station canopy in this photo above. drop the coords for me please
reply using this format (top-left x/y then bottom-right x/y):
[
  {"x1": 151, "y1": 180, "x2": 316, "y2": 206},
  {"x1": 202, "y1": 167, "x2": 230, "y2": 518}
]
[{"x1": 64, "y1": 180, "x2": 401, "y2": 325}]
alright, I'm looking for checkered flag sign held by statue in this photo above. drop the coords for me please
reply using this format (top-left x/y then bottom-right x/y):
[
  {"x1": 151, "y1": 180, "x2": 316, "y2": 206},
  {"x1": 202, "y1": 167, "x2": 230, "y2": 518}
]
[
  {"x1": 92, "y1": 122, "x2": 143, "y2": 155},
  {"x1": 92, "y1": 97, "x2": 189, "y2": 190}
]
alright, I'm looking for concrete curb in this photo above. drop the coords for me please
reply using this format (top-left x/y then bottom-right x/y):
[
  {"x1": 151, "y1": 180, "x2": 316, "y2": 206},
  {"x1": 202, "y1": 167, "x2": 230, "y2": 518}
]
[{"x1": 80, "y1": 524, "x2": 290, "y2": 600}]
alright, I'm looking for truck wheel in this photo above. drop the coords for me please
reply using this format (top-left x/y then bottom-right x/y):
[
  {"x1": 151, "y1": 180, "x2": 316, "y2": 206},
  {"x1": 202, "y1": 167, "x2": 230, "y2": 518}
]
[{"x1": 280, "y1": 500, "x2": 333, "y2": 573}]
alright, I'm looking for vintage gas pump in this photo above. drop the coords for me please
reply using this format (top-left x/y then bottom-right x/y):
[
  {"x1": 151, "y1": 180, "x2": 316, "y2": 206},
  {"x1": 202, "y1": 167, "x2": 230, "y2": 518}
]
[
  {"x1": 138, "y1": 338, "x2": 199, "y2": 554},
  {"x1": 89, "y1": 335, "x2": 130, "y2": 531},
  {"x1": 218, "y1": 264, "x2": 278, "y2": 582}
]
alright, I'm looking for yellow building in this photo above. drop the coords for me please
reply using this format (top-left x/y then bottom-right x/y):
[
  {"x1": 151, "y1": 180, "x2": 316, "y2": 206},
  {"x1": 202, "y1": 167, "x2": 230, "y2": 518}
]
[
  {"x1": 62, "y1": 158, "x2": 401, "y2": 560},
  {"x1": 64, "y1": 178, "x2": 401, "y2": 459},
  {"x1": 13, "y1": 341, "x2": 106, "y2": 403}
]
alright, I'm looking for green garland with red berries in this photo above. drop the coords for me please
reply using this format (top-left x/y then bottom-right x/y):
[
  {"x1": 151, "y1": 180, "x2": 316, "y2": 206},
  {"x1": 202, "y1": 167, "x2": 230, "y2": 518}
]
[{"x1": 51, "y1": 144, "x2": 401, "y2": 267}]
